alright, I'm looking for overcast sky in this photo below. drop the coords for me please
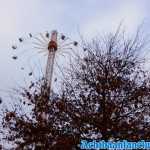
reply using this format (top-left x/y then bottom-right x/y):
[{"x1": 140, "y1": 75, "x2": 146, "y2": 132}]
[{"x1": 0, "y1": 0, "x2": 150, "y2": 97}]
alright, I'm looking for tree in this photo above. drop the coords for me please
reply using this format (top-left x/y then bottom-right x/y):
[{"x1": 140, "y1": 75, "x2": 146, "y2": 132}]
[
  {"x1": 2, "y1": 79, "x2": 79, "y2": 149},
  {"x1": 62, "y1": 29, "x2": 150, "y2": 141},
  {"x1": 1, "y1": 29, "x2": 150, "y2": 149}
]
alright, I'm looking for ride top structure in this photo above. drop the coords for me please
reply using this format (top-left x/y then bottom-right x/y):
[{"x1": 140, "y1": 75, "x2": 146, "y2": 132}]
[{"x1": 12, "y1": 29, "x2": 79, "y2": 98}]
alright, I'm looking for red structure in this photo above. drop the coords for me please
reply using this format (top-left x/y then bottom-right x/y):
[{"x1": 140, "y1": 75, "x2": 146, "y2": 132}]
[{"x1": 48, "y1": 30, "x2": 57, "y2": 51}]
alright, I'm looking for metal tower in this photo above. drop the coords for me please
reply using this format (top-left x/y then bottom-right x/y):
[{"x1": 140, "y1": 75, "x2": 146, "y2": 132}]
[{"x1": 45, "y1": 30, "x2": 58, "y2": 93}]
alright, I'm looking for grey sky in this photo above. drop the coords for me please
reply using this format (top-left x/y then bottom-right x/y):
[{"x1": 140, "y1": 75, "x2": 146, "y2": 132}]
[{"x1": 0, "y1": 0, "x2": 150, "y2": 94}]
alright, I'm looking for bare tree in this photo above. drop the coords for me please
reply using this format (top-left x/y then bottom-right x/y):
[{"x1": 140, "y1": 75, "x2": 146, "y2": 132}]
[{"x1": 62, "y1": 29, "x2": 150, "y2": 141}]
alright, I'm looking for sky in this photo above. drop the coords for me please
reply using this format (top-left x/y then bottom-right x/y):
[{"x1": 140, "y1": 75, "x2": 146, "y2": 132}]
[{"x1": 0, "y1": 0, "x2": 150, "y2": 97}]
